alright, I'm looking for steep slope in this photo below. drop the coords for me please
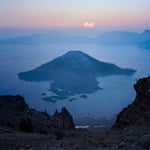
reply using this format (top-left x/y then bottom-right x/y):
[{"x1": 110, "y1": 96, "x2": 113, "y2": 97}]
[
  {"x1": 113, "y1": 76, "x2": 150, "y2": 128},
  {"x1": 0, "y1": 95, "x2": 74, "y2": 133},
  {"x1": 1, "y1": 76, "x2": 150, "y2": 149}
]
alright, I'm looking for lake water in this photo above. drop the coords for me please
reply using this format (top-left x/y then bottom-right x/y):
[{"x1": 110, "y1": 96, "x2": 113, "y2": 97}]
[{"x1": 0, "y1": 44, "x2": 150, "y2": 118}]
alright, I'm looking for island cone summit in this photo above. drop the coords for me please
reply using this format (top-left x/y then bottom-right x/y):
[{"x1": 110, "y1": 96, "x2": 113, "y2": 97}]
[{"x1": 18, "y1": 51, "x2": 136, "y2": 100}]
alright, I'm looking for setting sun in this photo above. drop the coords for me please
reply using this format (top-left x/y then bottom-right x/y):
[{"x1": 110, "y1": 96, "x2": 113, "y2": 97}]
[{"x1": 84, "y1": 22, "x2": 95, "y2": 28}]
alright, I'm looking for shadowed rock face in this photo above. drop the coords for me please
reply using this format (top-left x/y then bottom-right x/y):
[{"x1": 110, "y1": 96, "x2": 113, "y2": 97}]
[
  {"x1": 1, "y1": 77, "x2": 150, "y2": 150},
  {"x1": 113, "y1": 76, "x2": 150, "y2": 129},
  {"x1": 0, "y1": 95, "x2": 75, "y2": 133},
  {"x1": 18, "y1": 51, "x2": 136, "y2": 99},
  {"x1": 54, "y1": 107, "x2": 75, "y2": 130},
  {"x1": 0, "y1": 95, "x2": 29, "y2": 128}
]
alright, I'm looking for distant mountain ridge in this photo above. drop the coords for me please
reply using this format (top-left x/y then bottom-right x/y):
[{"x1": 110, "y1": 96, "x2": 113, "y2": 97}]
[
  {"x1": 95, "y1": 31, "x2": 140, "y2": 45},
  {"x1": 139, "y1": 40, "x2": 150, "y2": 49},
  {"x1": 18, "y1": 51, "x2": 136, "y2": 101},
  {"x1": 138, "y1": 29, "x2": 150, "y2": 49},
  {"x1": 95, "y1": 29, "x2": 150, "y2": 48},
  {"x1": 0, "y1": 29, "x2": 150, "y2": 49},
  {"x1": 0, "y1": 30, "x2": 91, "y2": 45}
]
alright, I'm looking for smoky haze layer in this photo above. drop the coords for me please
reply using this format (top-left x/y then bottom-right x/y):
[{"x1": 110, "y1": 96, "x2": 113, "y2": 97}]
[{"x1": 0, "y1": 29, "x2": 150, "y2": 49}]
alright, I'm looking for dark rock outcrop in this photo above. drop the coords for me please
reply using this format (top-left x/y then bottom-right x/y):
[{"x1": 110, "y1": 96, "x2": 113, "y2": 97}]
[
  {"x1": 113, "y1": 76, "x2": 150, "y2": 128},
  {"x1": 54, "y1": 107, "x2": 75, "y2": 130},
  {"x1": 0, "y1": 95, "x2": 74, "y2": 133},
  {"x1": 1, "y1": 76, "x2": 150, "y2": 150},
  {"x1": 0, "y1": 95, "x2": 29, "y2": 128}
]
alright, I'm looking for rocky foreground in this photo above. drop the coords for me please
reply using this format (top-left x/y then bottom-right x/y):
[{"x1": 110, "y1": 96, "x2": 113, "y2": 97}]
[{"x1": 0, "y1": 76, "x2": 150, "y2": 150}]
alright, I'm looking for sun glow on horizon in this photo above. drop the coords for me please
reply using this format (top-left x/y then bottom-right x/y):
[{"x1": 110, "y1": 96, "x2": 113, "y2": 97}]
[
  {"x1": 0, "y1": 0, "x2": 150, "y2": 31},
  {"x1": 84, "y1": 22, "x2": 95, "y2": 28}
]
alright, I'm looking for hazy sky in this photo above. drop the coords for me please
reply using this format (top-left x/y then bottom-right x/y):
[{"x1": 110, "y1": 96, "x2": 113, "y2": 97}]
[{"x1": 0, "y1": 0, "x2": 150, "y2": 31}]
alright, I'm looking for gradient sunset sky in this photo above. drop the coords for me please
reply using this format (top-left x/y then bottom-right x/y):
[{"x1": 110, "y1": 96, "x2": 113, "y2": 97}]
[{"x1": 0, "y1": 0, "x2": 150, "y2": 31}]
